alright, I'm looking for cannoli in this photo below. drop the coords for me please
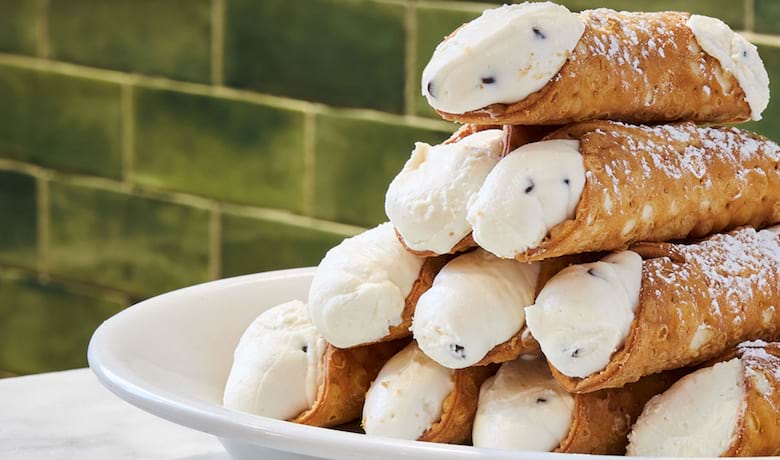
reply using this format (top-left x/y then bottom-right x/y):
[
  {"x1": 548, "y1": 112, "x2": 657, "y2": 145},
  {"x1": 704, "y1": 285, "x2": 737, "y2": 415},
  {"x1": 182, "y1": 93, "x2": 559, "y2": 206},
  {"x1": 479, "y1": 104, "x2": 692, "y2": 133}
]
[
  {"x1": 525, "y1": 227, "x2": 780, "y2": 393},
  {"x1": 362, "y1": 342, "x2": 495, "y2": 443},
  {"x1": 386, "y1": 125, "x2": 552, "y2": 256},
  {"x1": 308, "y1": 223, "x2": 448, "y2": 348},
  {"x1": 422, "y1": 3, "x2": 768, "y2": 125},
  {"x1": 468, "y1": 121, "x2": 780, "y2": 261},
  {"x1": 223, "y1": 300, "x2": 405, "y2": 426},
  {"x1": 412, "y1": 249, "x2": 546, "y2": 369},
  {"x1": 628, "y1": 340, "x2": 780, "y2": 457},
  {"x1": 473, "y1": 357, "x2": 677, "y2": 454}
]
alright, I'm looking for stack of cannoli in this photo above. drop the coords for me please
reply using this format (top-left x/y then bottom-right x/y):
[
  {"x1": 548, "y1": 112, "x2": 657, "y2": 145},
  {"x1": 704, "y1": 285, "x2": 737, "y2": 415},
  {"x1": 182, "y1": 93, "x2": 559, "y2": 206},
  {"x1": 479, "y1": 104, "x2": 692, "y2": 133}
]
[{"x1": 223, "y1": 1, "x2": 780, "y2": 457}]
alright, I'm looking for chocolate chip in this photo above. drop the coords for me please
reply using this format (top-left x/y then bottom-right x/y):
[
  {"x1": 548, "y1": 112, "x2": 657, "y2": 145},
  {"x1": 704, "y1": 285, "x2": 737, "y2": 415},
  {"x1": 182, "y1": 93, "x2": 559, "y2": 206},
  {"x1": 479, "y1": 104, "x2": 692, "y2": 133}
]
[
  {"x1": 532, "y1": 26, "x2": 546, "y2": 39},
  {"x1": 450, "y1": 343, "x2": 466, "y2": 359},
  {"x1": 571, "y1": 348, "x2": 581, "y2": 358},
  {"x1": 743, "y1": 50, "x2": 748, "y2": 57},
  {"x1": 481, "y1": 76, "x2": 496, "y2": 84},
  {"x1": 563, "y1": 178, "x2": 570, "y2": 186},
  {"x1": 427, "y1": 81, "x2": 435, "y2": 97},
  {"x1": 587, "y1": 268, "x2": 605, "y2": 280},
  {"x1": 536, "y1": 397, "x2": 548, "y2": 403},
  {"x1": 525, "y1": 179, "x2": 535, "y2": 194},
  {"x1": 301, "y1": 345, "x2": 308, "y2": 353}
]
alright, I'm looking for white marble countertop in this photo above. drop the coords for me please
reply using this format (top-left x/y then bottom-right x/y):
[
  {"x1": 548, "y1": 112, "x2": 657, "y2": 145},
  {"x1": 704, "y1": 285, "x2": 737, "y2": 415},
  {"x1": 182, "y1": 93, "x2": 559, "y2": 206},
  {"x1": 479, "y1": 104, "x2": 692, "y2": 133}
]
[{"x1": 0, "y1": 368, "x2": 230, "y2": 460}]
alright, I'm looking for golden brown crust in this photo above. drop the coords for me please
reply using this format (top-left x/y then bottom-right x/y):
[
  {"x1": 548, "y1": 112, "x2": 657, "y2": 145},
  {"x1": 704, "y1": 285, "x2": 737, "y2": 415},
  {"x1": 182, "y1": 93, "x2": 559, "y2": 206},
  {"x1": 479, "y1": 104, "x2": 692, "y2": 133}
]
[
  {"x1": 438, "y1": 10, "x2": 751, "y2": 125},
  {"x1": 419, "y1": 364, "x2": 497, "y2": 444},
  {"x1": 293, "y1": 339, "x2": 409, "y2": 427},
  {"x1": 724, "y1": 342, "x2": 780, "y2": 457},
  {"x1": 557, "y1": 371, "x2": 680, "y2": 454},
  {"x1": 518, "y1": 121, "x2": 780, "y2": 262},
  {"x1": 552, "y1": 228, "x2": 780, "y2": 393}
]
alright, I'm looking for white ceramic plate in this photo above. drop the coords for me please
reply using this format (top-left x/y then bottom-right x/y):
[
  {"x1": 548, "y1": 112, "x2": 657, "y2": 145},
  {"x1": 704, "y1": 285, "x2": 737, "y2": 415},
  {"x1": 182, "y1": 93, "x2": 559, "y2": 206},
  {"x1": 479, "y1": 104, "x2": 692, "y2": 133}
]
[{"x1": 88, "y1": 268, "x2": 753, "y2": 460}]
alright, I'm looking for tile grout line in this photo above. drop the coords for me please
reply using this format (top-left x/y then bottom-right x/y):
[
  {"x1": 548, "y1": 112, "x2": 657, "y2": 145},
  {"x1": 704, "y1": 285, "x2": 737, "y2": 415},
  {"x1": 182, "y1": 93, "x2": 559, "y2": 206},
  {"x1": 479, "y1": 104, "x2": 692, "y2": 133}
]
[
  {"x1": 208, "y1": 205, "x2": 222, "y2": 280},
  {"x1": 0, "y1": 53, "x2": 454, "y2": 132},
  {"x1": 35, "y1": 173, "x2": 50, "y2": 281},
  {"x1": 120, "y1": 84, "x2": 136, "y2": 184},
  {"x1": 744, "y1": 0, "x2": 755, "y2": 33},
  {"x1": 403, "y1": 2, "x2": 418, "y2": 116},
  {"x1": 35, "y1": 0, "x2": 50, "y2": 59},
  {"x1": 0, "y1": 158, "x2": 364, "y2": 237},
  {"x1": 210, "y1": 0, "x2": 225, "y2": 86},
  {"x1": 302, "y1": 112, "x2": 316, "y2": 217}
]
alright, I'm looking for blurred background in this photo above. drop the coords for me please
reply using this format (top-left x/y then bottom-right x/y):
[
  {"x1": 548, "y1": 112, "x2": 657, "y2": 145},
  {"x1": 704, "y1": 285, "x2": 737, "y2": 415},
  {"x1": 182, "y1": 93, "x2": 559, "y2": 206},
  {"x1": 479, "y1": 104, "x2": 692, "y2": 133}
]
[{"x1": 1, "y1": 0, "x2": 780, "y2": 378}]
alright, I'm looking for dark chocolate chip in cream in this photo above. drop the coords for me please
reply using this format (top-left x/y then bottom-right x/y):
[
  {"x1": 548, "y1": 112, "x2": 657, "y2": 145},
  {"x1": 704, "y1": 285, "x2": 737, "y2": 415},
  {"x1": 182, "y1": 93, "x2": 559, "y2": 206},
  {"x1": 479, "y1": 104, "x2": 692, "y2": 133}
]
[
  {"x1": 532, "y1": 26, "x2": 546, "y2": 39},
  {"x1": 450, "y1": 343, "x2": 466, "y2": 359}
]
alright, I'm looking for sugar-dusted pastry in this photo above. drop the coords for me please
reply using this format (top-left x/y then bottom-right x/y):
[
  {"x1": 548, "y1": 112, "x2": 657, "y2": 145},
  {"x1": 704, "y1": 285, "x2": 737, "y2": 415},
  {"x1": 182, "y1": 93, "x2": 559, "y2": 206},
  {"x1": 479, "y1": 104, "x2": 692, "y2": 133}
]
[
  {"x1": 308, "y1": 223, "x2": 448, "y2": 348},
  {"x1": 223, "y1": 300, "x2": 405, "y2": 426},
  {"x1": 362, "y1": 342, "x2": 494, "y2": 443},
  {"x1": 422, "y1": 3, "x2": 768, "y2": 124},
  {"x1": 468, "y1": 121, "x2": 780, "y2": 261},
  {"x1": 526, "y1": 227, "x2": 780, "y2": 393},
  {"x1": 474, "y1": 357, "x2": 676, "y2": 454},
  {"x1": 386, "y1": 124, "x2": 552, "y2": 256},
  {"x1": 628, "y1": 341, "x2": 780, "y2": 457}
]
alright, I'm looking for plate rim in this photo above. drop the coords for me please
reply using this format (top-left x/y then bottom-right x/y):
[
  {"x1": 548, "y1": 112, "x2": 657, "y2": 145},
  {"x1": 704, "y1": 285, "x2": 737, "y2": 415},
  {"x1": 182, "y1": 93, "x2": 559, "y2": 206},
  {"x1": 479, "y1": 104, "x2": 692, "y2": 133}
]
[{"x1": 88, "y1": 267, "x2": 748, "y2": 460}]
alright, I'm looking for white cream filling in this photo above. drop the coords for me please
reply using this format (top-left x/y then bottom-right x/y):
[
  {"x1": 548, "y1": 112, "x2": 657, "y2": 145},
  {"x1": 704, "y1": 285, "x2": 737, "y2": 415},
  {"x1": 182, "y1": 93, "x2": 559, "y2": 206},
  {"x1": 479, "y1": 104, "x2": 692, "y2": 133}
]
[
  {"x1": 467, "y1": 139, "x2": 585, "y2": 259},
  {"x1": 627, "y1": 358, "x2": 746, "y2": 457},
  {"x1": 525, "y1": 251, "x2": 643, "y2": 378},
  {"x1": 473, "y1": 357, "x2": 574, "y2": 451},
  {"x1": 687, "y1": 15, "x2": 770, "y2": 120},
  {"x1": 421, "y1": 2, "x2": 584, "y2": 114},
  {"x1": 362, "y1": 343, "x2": 455, "y2": 440},
  {"x1": 385, "y1": 129, "x2": 505, "y2": 254},
  {"x1": 223, "y1": 300, "x2": 327, "y2": 420},
  {"x1": 308, "y1": 223, "x2": 425, "y2": 348},
  {"x1": 412, "y1": 249, "x2": 540, "y2": 369}
]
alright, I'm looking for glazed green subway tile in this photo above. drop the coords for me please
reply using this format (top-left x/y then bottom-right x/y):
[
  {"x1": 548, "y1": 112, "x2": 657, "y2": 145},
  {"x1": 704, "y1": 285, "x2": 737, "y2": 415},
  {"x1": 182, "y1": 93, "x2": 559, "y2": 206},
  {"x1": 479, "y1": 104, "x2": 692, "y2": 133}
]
[
  {"x1": 414, "y1": 6, "x2": 482, "y2": 118},
  {"x1": 742, "y1": 45, "x2": 780, "y2": 139},
  {"x1": 221, "y1": 214, "x2": 345, "y2": 277},
  {"x1": 755, "y1": 0, "x2": 780, "y2": 34},
  {"x1": 48, "y1": 182, "x2": 210, "y2": 297},
  {"x1": 0, "y1": 273, "x2": 127, "y2": 374},
  {"x1": 133, "y1": 88, "x2": 305, "y2": 212},
  {"x1": 0, "y1": 65, "x2": 122, "y2": 178},
  {"x1": 0, "y1": 0, "x2": 37, "y2": 54},
  {"x1": 224, "y1": 0, "x2": 405, "y2": 113},
  {"x1": 0, "y1": 171, "x2": 37, "y2": 269},
  {"x1": 47, "y1": 0, "x2": 211, "y2": 82},
  {"x1": 313, "y1": 113, "x2": 449, "y2": 227}
]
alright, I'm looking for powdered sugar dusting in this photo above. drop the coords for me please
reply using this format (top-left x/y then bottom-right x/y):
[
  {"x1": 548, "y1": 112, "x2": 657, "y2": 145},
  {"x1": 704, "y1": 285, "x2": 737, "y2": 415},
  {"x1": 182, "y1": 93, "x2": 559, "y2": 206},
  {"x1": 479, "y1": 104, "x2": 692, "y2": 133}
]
[
  {"x1": 682, "y1": 228, "x2": 780, "y2": 318},
  {"x1": 738, "y1": 341, "x2": 780, "y2": 383},
  {"x1": 579, "y1": 9, "x2": 682, "y2": 80}
]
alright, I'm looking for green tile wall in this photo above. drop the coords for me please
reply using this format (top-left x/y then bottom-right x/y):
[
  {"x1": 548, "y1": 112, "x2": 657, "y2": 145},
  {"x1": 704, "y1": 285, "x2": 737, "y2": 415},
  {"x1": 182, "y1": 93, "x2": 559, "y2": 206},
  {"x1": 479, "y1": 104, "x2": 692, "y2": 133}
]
[
  {"x1": 0, "y1": 0, "x2": 37, "y2": 54},
  {"x1": 48, "y1": 181, "x2": 210, "y2": 297},
  {"x1": 0, "y1": 171, "x2": 36, "y2": 269},
  {"x1": 755, "y1": 0, "x2": 780, "y2": 35},
  {"x1": 134, "y1": 88, "x2": 306, "y2": 212},
  {"x1": 0, "y1": 273, "x2": 127, "y2": 374},
  {"x1": 313, "y1": 113, "x2": 448, "y2": 226},
  {"x1": 224, "y1": 0, "x2": 406, "y2": 113},
  {"x1": 222, "y1": 213, "x2": 345, "y2": 277},
  {"x1": 48, "y1": 0, "x2": 212, "y2": 83},
  {"x1": 0, "y1": 65, "x2": 122, "y2": 178},
  {"x1": 1, "y1": 0, "x2": 780, "y2": 376}
]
